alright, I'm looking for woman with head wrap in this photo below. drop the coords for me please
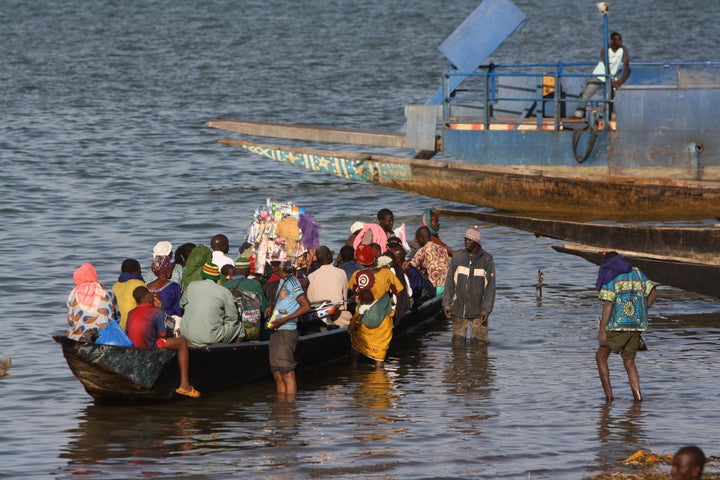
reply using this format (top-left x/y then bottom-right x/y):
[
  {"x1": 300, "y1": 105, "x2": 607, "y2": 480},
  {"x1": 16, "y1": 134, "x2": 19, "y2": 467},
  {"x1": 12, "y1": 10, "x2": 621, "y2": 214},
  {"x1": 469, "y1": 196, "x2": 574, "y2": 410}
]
[
  {"x1": 347, "y1": 248, "x2": 404, "y2": 369},
  {"x1": 147, "y1": 255, "x2": 183, "y2": 317},
  {"x1": 181, "y1": 244, "x2": 212, "y2": 290},
  {"x1": 172, "y1": 242, "x2": 196, "y2": 283},
  {"x1": 143, "y1": 241, "x2": 172, "y2": 283},
  {"x1": 67, "y1": 263, "x2": 120, "y2": 342},
  {"x1": 421, "y1": 209, "x2": 454, "y2": 257}
]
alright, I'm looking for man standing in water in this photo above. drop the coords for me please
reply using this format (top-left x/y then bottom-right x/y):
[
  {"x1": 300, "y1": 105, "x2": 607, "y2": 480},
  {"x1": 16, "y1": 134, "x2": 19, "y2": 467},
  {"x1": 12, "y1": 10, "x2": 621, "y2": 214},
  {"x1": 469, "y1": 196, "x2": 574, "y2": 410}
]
[
  {"x1": 442, "y1": 226, "x2": 496, "y2": 344},
  {"x1": 595, "y1": 252, "x2": 657, "y2": 401},
  {"x1": 265, "y1": 260, "x2": 310, "y2": 399}
]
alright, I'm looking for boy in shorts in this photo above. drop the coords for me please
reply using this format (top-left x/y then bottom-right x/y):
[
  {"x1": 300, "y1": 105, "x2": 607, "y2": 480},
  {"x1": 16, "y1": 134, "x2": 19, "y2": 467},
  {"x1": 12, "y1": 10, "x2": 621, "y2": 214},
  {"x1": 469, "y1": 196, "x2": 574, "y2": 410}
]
[
  {"x1": 265, "y1": 261, "x2": 310, "y2": 399},
  {"x1": 595, "y1": 252, "x2": 657, "y2": 402},
  {"x1": 126, "y1": 286, "x2": 200, "y2": 398}
]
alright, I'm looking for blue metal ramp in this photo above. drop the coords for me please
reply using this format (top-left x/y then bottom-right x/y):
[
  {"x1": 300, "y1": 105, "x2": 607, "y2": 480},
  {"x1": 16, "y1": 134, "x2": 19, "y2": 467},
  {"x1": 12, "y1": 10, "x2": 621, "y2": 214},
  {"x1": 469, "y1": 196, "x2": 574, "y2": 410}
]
[{"x1": 427, "y1": 0, "x2": 525, "y2": 104}]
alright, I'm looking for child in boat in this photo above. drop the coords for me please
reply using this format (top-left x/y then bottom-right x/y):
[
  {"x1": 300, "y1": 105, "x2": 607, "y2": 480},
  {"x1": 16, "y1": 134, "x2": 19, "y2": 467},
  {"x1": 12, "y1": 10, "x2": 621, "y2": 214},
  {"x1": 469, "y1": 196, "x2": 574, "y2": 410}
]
[{"x1": 126, "y1": 286, "x2": 200, "y2": 398}]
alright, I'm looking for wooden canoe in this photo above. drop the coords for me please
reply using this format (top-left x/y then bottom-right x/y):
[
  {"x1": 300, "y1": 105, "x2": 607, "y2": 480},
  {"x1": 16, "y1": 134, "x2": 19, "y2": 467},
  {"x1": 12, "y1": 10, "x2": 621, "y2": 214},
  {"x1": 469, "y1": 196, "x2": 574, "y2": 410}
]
[
  {"x1": 55, "y1": 297, "x2": 444, "y2": 402},
  {"x1": 437, "y1": 208, "x2": 720, "y2": 265},
  {"x1": 553, "y1": 244, "x2": 720, "y2": 298}
]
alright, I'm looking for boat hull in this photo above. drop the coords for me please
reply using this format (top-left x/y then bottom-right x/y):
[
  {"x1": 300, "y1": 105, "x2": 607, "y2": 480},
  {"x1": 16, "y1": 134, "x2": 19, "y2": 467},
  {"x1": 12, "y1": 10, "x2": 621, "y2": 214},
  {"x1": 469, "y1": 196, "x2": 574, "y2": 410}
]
[
  {"x1": 436, "y1": 209, "x2": 720, "y2": 264},
  {"x1": 553, "y1": 245, "x2": 720, "y2": 298},
  {"x1": 56, "y1": 297, "x2": 444, "y2": 402},
  {"x1": 229, "y1": 140, "x2": 720, "y2": 220}
]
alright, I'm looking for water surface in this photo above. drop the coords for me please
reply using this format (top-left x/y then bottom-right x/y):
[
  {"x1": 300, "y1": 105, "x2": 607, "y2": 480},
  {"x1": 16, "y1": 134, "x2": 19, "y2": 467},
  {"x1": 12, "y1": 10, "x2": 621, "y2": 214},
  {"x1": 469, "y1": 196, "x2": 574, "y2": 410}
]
[{"x1": 2, "y1": 0, "x2": 719, "y2": 478}]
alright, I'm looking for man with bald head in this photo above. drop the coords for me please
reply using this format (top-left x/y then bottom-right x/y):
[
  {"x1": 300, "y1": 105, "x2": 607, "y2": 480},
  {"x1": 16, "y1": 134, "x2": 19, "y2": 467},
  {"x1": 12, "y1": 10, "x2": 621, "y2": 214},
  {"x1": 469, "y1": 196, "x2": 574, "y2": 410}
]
[{"x1": 210, "y1": 234, "x2": 234, "y2": 273}]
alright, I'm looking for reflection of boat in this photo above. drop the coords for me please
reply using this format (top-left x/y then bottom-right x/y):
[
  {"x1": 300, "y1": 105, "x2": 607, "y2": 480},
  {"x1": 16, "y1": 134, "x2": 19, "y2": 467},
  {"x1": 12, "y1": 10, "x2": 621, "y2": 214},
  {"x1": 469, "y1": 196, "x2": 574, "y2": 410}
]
[
  {"x1": 552, "y1": 245, "x2": 720, "y2": 298},
  {"x1": 208, "y1": 0, "x2": 720, "y2": 220},
  {"x1": 54, "y1": 297, "x2": 444, "y2": 402}
]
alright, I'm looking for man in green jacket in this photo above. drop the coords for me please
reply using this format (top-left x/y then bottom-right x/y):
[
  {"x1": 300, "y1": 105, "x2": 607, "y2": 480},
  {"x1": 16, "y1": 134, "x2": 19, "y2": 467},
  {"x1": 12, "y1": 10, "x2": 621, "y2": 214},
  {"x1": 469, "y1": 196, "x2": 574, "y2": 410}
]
[
  {"x1": 179, "y1": 262, "x2": 243, "y2": 346},
  {"x1": 442, "y1": 226, "x2": 496, "y2": 344}
]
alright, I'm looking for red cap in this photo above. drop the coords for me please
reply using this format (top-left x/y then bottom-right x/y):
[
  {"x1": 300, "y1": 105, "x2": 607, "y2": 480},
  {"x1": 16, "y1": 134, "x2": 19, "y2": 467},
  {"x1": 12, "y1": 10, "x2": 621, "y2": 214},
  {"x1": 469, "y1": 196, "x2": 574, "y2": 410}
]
[{"x1": 355, "y1": 243, "x2": 376, "y2": 266}]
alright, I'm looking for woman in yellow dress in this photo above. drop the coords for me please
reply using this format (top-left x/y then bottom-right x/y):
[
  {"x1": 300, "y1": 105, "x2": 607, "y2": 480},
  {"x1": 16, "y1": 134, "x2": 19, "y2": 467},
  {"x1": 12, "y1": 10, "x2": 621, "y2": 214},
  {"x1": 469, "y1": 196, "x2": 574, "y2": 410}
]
[{"x1": 347, "y1": 245, "x2": 404, "y2": 369}]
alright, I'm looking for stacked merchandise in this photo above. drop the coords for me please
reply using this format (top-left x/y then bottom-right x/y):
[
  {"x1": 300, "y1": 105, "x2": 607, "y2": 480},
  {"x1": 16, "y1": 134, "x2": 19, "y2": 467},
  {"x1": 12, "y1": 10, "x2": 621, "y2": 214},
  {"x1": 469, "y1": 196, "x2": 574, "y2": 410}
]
[{"x1": 242, "y1": 198, "x2": 320, "y2": 275}]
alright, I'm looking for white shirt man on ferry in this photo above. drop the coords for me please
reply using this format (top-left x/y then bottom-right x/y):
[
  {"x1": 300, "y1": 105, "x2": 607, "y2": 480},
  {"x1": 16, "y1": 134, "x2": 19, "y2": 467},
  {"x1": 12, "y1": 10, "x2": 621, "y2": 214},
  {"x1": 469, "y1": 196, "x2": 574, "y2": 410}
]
[{"x1": 574, "y1": 31, "x2": 630, "y2": 118}]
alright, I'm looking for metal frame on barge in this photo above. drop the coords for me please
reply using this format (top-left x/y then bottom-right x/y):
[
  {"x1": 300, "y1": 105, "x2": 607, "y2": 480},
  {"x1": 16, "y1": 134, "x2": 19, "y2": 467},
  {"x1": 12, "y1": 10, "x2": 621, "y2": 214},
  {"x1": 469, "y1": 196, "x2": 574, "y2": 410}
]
[{"x1": 440, "y1": 60, "x2": 720, "y2": 171}]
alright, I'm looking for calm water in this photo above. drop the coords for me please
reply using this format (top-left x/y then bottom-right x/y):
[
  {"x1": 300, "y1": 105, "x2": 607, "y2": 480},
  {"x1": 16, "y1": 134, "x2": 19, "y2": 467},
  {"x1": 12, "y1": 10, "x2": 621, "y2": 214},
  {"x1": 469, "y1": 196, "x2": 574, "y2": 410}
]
[{"x1": 2, "y1": 0, "x2": 720, "y2": 478}]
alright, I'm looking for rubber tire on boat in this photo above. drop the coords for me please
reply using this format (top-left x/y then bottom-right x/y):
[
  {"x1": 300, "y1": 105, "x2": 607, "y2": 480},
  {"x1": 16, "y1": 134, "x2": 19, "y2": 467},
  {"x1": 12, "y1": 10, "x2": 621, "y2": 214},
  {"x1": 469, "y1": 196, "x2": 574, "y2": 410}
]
[{"x1": 572, "y1": 121, "x2": 599, "y2": 164}]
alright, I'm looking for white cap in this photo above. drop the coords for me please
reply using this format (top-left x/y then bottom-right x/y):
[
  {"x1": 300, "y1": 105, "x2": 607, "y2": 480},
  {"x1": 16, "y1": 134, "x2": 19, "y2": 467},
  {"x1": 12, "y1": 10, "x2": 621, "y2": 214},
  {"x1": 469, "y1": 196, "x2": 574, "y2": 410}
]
[
  {"x1": 376, "y1": 255, "x2": 393, "y2": 267},
  {"x1": 350, "y1": 221, "x2": 365, "y2": 234},
  {"x1": 153, "y1": 241, "x2": 173, "y2": 257}
]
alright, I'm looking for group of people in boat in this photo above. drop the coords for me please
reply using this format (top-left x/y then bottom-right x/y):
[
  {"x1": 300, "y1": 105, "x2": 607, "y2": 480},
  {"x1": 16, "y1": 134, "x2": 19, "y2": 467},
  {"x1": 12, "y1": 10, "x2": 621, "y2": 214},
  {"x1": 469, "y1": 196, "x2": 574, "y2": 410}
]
[{"x1": 65, "y1": 207, "x2": 497, "y2": 399}]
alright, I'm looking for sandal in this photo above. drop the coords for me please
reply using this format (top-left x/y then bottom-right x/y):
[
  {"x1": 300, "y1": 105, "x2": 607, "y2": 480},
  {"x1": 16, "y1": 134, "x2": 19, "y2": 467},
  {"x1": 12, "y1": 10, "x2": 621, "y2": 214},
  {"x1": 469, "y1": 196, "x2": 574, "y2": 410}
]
[{"x1": 175, "y1": 386, "x2": 201, "y2": 398}]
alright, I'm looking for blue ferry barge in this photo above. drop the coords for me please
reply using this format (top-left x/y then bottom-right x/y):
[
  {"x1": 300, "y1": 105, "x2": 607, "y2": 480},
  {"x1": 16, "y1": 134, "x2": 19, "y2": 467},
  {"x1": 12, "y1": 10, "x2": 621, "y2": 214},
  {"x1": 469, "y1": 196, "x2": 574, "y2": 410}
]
[{"x1": 209, "y1": 0, "x2": 720, "y2": 220}]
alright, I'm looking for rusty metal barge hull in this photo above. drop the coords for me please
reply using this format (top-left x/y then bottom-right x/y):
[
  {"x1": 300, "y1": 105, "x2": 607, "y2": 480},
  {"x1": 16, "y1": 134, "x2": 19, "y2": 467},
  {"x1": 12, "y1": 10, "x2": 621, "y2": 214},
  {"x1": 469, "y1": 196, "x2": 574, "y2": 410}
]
[{"x1": 207, "y1": 1, "x2": 720, "y2": 221}]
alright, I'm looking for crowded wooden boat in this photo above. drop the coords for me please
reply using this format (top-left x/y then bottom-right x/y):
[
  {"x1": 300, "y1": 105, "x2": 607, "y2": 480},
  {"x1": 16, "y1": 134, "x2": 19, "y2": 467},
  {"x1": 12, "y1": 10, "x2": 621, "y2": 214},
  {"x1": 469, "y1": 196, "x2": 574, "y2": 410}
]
[
  {"x1": 54, "y1": 298, "x2": 443, "y2": 402},
  {"x1": 57, "y1": 202, "x2": 479, "y2": 402}
]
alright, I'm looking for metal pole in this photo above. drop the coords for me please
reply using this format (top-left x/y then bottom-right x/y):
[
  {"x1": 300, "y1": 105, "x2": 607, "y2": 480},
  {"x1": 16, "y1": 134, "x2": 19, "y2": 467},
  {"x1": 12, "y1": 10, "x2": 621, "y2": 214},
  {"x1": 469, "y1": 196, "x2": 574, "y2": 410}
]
[
  {"x1": 484, "y1": 68, "x2": 491, "y2": 129},
  {"x1": 603, "y1": 8, "x2": 611, "y2": 129},
  {"x1": 554, "y1": 63, "x2": 561, "y2": 131},
  {"x1": 443, "y1": 71, "x2": 450, "y2": 125}
]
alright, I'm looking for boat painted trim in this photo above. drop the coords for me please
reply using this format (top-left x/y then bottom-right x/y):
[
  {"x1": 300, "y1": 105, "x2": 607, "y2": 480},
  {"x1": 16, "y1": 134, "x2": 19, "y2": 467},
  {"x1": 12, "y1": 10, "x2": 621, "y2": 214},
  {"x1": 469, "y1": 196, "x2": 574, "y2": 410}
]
[{"x1": 220, "y1": 139, "x2": 720, "y2": 220}]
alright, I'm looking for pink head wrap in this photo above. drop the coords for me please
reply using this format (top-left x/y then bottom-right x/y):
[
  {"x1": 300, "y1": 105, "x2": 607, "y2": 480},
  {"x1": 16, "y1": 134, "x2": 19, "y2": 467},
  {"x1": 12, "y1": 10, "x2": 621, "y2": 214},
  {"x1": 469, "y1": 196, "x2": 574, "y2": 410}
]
[{"x1": 72, "y1": 263, "x2": 104, "y2": 310}]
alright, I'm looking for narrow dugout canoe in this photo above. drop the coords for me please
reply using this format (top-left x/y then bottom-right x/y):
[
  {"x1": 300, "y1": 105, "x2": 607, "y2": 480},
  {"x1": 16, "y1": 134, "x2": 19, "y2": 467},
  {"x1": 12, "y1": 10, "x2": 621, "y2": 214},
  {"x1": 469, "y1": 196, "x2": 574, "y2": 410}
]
[{"x1": 55, "y1": 297, "x2": 444, "y2": 402}]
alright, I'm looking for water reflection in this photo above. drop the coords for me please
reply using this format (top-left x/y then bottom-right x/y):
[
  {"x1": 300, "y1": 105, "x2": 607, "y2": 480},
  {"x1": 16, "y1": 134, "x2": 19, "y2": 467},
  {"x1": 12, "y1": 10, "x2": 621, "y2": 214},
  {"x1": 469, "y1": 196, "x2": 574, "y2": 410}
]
[
  {"x1": 442, "y1": 343, "x2": 496, "y2": 439},
  {"x1": 350, "y1": 368, "x2": 398, "y2": 444},
  {"x1": 445, "y1": 343, "x2": 494, "y2": 397},
  {"x1": 60, "y1": 404, "x2": 206, "y2": 476},
  {"x1": 596, "y1": 401, "x2": 647, "y2": 468},
  {"x1": 259, "y1": 400, "x2": 301, "y2": 471},
  {"x1": 266, "y1": 400, "x2": 300, "y2": 446},
  {"x1": 59, "y1": 393, "x2": 280, "y2": 476}
]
